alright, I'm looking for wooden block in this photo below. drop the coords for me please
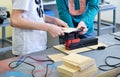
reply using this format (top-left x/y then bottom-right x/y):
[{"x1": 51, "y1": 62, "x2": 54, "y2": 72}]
[
  {"x1": 60, "y1": 72, "x2": 72, "y2": 77},
  {"x1": 57, "y1": 65, "x2": 79, "y2": 77},
  {"x1": 53, "y1": 42, "x2": 107, "y2": 54},
  {"x1": 62, "y1": 54, "x2": 95, "y2": 71},
  {"x1": 57, "y1": 64, "x2": 97, "y2": 77},
  {"x1": 63, "y1": 28, "x2": 78, "y2": 33},
  {"x1": 54, "y1": 44, "x2": 91, "y2": 54},
  {"x1": 63, "y1": 60, "x2": 95, "y2": 72},
  {"x1": 77, "y1": 65, "x2": 98, "y2": 77},
  {"x1": 47, "y1": 53, "x2": 65, "y2": 62},
  {"x1": 63, "y1": 61, "x2": 79, "y2": 70},
  {"x1": 97, "y1": 67, "x2": 120, "y2": 77}
]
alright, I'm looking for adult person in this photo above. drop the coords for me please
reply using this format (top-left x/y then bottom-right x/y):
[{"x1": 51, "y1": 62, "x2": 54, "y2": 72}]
[{"x1": 56, "y1": 0, "x2": 99, "y2": 38}]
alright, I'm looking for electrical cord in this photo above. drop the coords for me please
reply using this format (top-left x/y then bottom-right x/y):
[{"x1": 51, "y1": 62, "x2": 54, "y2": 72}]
[
  {"x1": 9, "y1": 60, "x2": 35, "y2": 77},
  {"x1": 106, "y1": 44, "x2": 120, "y2": 48},
  {"x1": 98, "y1": 56, "x2": 120, "y2": 77},
  {"x1": 87, "y1": 44, "x2": 120, "y2": 51},
  {"x1": 105, "y1": 56, "x2": 120, "y2": 67},
  {"x1": 98, "y1": 56, "x2": 120, "y2": 71},
  {"x1": 26, "y1": 56, "x2": 54, "y2": 77},
  {"x1": 8, "y1": 56, "x2": 54, "y2": 77},
  {"x1": 87, "y1": 43, "x2": 120, "y2": 77},
  {"x1": 116, "y1": 73, "x2": 120, "y2": 77}
]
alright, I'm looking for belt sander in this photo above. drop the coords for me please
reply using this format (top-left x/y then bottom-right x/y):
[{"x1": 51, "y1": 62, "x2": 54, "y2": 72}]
[{"x1": 59, "y1": 28, "x2": 98, "y2": 50}]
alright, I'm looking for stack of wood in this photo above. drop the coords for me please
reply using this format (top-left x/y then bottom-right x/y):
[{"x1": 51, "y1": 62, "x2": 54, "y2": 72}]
[{"x1": 57, "y1": 54, "x2": 98, "y2": 77}]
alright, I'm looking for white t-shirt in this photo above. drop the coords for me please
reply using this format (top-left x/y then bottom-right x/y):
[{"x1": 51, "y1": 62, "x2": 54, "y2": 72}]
[{"x1": 12, "y1": 0, "x2": 47, "y2": 55}]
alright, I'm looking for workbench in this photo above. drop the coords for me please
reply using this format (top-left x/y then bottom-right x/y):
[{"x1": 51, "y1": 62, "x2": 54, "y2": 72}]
[{"x1": 0, "y1": 32, "x2": 120, "y2": 77}]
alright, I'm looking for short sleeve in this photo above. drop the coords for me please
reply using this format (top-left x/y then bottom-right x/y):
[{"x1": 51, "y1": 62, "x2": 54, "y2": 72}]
[{"x1": 12, "y1": 0, "x2": 30, "y2": 11}]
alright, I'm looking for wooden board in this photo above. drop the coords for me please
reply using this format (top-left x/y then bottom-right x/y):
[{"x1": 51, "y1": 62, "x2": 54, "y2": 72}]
[
  {"x1": 63, "y1": 28, "x2": 78, "y2": 33},
  {"x1": 53, "y1": 42, "x2": 107, "y2": 54},
  {"x1": 57, "y1": 64, "x2": 97, "y2": 77},
  {"x1": 47, "y1": 53, "x2": 66, "y2": 62},
  {"x1": 62, "y1": 54, "x2": 95, "y2": 71}
]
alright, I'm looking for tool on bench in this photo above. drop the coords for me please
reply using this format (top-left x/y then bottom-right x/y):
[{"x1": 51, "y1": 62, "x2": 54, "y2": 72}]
[
  {"x1": 59, "y1": 28, "x2": 98, "y2": 50},
  {"x1": 0, "y1": 7, "x2": 10, "y2": 24}
]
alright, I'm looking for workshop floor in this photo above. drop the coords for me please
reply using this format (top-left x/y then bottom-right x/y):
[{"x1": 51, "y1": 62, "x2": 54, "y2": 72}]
[{"x1": 0, "y1": 24, "x2": 120, "y2": 60}]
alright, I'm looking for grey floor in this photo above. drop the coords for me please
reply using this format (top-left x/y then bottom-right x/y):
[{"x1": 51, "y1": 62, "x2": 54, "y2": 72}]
[{"x1": 0, "y1": 24, "x2": 120, "y2": 60}]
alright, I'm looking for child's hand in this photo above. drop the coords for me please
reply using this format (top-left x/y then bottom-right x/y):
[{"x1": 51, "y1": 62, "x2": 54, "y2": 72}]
[
  {"x1": 47, "y1": 24, "x2": 64, "y2": 37},
  {"x1": 54, "y1": 18, "x2": 69, "y2": 28}
]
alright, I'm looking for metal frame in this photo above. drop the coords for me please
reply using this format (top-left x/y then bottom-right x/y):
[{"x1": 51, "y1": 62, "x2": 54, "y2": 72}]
[
  {"x1": 95, "y1": 4, "x2": 116, "y2": 36},
  {"x1": 0, "y1": 19, "x2": 12, "y2": 53}
]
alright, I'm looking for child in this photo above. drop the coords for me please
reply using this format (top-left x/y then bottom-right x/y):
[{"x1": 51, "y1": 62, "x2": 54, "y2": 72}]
[{"x1": 10, "y1": 0, "x2": 68, "y2": 55}]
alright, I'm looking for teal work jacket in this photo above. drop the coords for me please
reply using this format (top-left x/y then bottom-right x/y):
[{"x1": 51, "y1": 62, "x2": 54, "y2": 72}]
[{"x1": 56, "y1": 0, "x2": 99, "y2": 34}]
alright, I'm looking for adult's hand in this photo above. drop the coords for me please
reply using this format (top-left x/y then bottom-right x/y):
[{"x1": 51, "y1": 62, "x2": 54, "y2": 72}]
[{"x1": 77, "y1": 21, "x2": 88, "y2": 34}]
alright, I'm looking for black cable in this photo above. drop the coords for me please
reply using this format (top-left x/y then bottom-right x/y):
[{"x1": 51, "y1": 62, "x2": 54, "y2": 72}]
[
  {"x1": 87, "y1": 43, "x2": 120, "y2": 76},
  {"x1": 87, "y1": 43, "x2": 120, "y2": 51},
  {"x1": 98, "y1": 65, "x2": 116, "y2": 71},
  {"x1": 8, "y1": 60, "x2": 35, "y2": 77},
  {"x1": 98, "y1": 56, "x2": 120, "y2": 71},
  {"x1": 25, "y1": 56, "x2": 54, "y2": 77},
  {"x1": 105, "y1": 56, "x2": 120, "y2": 67},
  {"x1": 98, "y1": 56, "x2": 120, "y2": 77},
  {"x1": 8, "y1": 56, "x2": 54, "y2": 77},
  {"x1": 107, "y1": 44, "x2": 120, "y2": 48},
  {"x1": 116, "y1": 73, "x2": 120, "y2": 77}
]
